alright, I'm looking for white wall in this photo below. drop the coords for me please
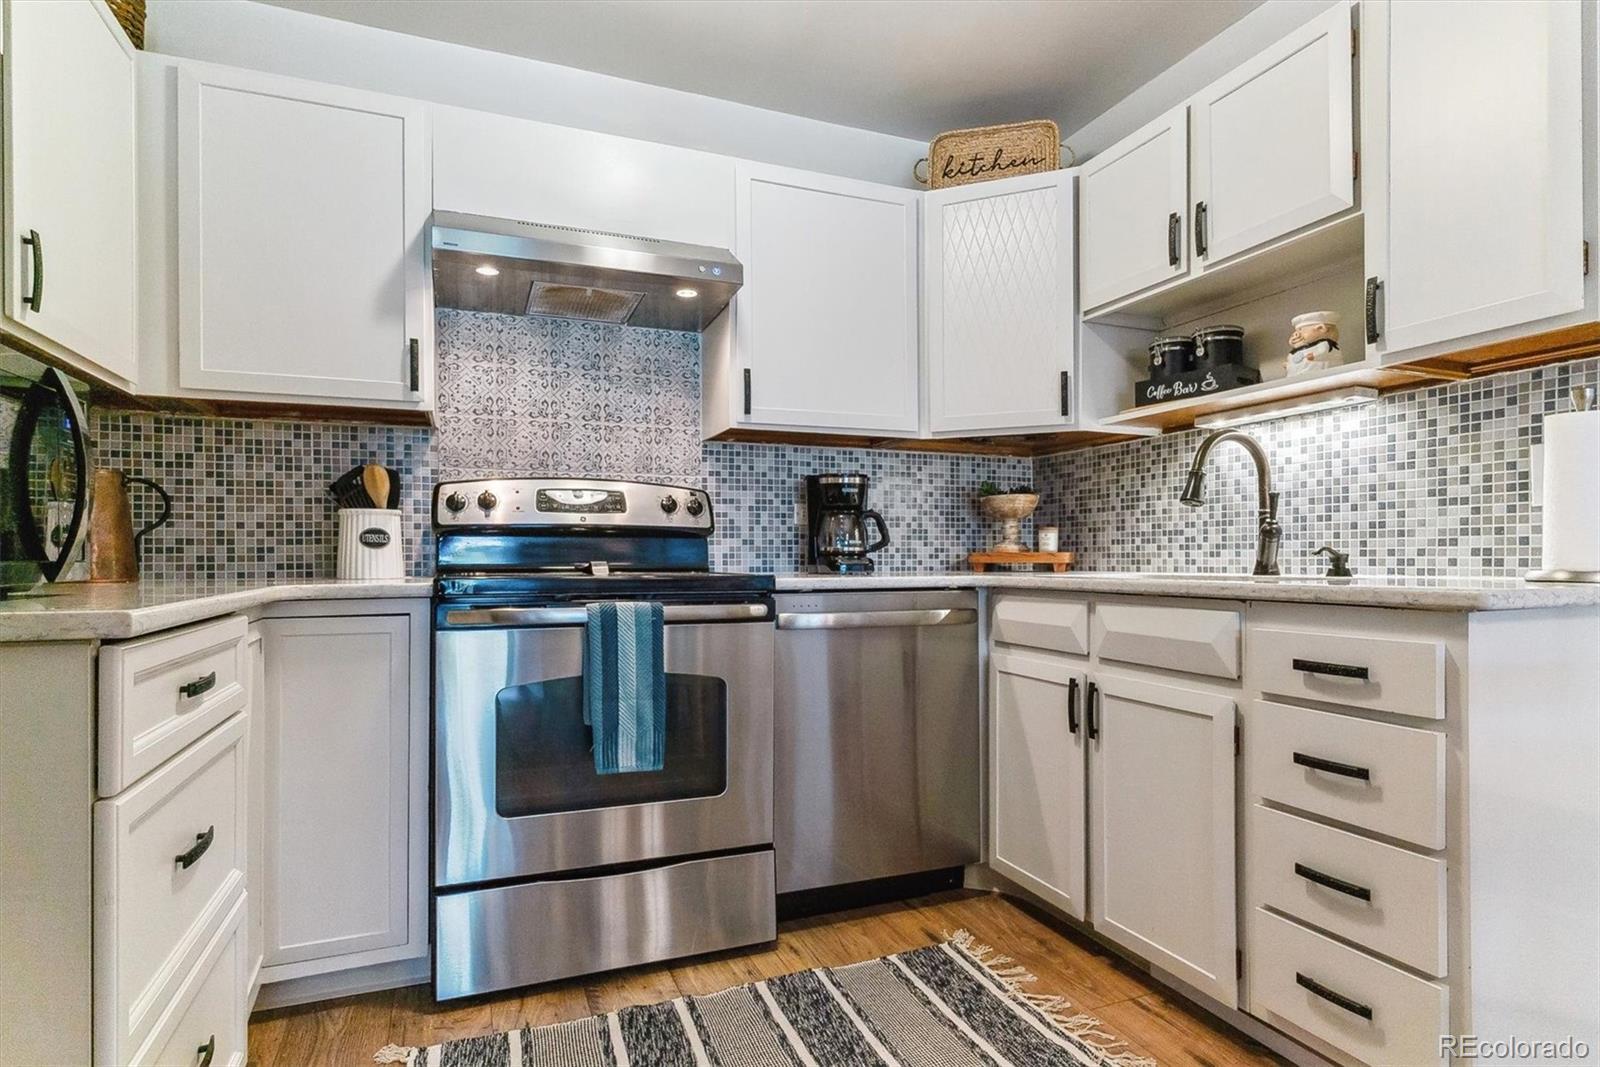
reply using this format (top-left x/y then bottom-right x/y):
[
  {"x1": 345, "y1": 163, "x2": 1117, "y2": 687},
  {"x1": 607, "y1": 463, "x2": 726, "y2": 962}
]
[
  {"x1": 1065, "y1": 0, "x2": 1341, "y2": 162},
  {"x1": 146, "y1": 0, "x2": 927, "y2": 188}
]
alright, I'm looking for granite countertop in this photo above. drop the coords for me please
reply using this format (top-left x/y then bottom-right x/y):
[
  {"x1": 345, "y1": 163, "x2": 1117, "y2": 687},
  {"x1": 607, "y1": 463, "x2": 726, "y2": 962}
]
[
  {"x1": 772, "y1": 571, "x2": 1600, "y2": 612},
  {"x1": 4, "y1": 568, "x2": 1598, "y2": 644},
  {"x1": 0, "y1": 578, "x2": 433, "y2": 642}
]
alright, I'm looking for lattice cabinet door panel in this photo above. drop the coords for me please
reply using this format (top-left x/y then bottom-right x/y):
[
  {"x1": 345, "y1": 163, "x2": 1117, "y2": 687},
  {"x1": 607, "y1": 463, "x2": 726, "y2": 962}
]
[{"x1": 924, "y1": 171, "x2": 1077, "y2": 436}]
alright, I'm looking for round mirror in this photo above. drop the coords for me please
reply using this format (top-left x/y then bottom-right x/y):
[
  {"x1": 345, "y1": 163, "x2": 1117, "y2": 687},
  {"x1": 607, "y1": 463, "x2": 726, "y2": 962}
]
[{"x1": 7, "y1": 366, "x2": 89, "y2": 585}]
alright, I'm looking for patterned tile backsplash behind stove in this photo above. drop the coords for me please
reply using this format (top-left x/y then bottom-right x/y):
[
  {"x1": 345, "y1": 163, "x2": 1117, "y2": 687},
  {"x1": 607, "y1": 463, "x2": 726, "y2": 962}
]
[
  {"x1": 92, "y1": 310, "x2": 1028, "y2": 580},
  {"x1": 91, "y1": 307, "x2": 1599, "y2": 582}
]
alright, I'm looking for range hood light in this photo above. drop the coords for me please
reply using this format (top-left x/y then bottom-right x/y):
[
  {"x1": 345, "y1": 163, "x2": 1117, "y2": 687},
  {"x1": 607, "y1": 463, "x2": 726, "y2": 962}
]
[
  {"x1": 675, "y1": 287, "x2": 699, "y2": 299},
  {"x1": 474, "y1": 264, "x2": 500, "y2": 277}
]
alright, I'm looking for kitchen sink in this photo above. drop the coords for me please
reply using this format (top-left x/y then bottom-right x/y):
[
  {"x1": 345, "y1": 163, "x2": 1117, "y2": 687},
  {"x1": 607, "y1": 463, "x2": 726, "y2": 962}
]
[{"x1": 1119, "y1": 572, "x2": 1347, "y2": 583}]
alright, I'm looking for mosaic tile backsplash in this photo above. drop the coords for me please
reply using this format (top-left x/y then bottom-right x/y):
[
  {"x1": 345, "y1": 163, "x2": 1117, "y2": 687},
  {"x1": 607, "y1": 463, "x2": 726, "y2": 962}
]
[
  {"x1": 90, "y1": 307, "x2": 1599, "y2": 582},
  {"x1": 1035, "y1": 355, "x2": 1600, "y2": 578},
  {"x1": 93, "y1": 310, "x2": 1028, "y2": 580}
]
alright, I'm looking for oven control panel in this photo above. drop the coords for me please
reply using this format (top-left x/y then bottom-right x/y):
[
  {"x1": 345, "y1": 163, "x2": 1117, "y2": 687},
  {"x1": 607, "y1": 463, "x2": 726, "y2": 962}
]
[{"x1": 434, "y1": 477, "x2": 713, "y2": 531}]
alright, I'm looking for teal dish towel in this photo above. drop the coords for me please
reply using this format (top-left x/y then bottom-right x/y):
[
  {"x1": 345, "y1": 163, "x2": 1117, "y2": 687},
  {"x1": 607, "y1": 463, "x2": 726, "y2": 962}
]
[{"x1": 583, "y1": 601, "x2": 667, "y2": 774}]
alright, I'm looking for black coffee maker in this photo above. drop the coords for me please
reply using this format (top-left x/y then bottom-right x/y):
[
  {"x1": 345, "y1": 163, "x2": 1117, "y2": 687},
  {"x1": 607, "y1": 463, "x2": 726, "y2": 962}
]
[{"x1": 804, "y1": 473, "x2": 890, "y2": 572}]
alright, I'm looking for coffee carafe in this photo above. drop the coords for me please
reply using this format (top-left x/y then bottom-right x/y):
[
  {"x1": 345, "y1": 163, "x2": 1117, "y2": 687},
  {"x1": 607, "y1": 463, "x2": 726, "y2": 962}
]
[{"x1": 804, "y1": 474, "x2": 890, "y2": 572}]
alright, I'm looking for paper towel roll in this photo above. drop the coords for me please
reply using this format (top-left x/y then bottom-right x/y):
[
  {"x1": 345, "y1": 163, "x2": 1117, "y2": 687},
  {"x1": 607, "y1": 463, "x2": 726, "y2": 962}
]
[{"x1": 1540, "y1": 410, "x2": 1600, "y2": 573}]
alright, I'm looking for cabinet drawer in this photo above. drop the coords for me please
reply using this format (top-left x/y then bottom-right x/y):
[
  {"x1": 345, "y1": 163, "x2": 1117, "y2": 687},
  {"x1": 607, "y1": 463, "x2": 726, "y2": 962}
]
[
  {"x1": 1250, "y1": 701, "x2": 1444, "y2": 849},
  {"x1": 992, "y1": 594, "x2": 1088, "y2": 654},
  {"x1": 1250, "y1": 908, "x2": 1447, "y2": 1067},
  {"x1": 1092, "y1": 601, "x2": 1240, "y2": 679},
  {"x1": 1250, "y1": 804, "x2": 1446, "y2": 976},
  {"x1": 95, "y1": 715, "x2": 247, "y2": 1064},
  {"x1": 1252, "y1": 626, "x2": 1444, "y2": 720},
  {"x1": 138, "y1": 893, "x2": 247, "y2": 1067},
  {"x1": 100, "y1": 615, "x2": 248, "y2": 795}
]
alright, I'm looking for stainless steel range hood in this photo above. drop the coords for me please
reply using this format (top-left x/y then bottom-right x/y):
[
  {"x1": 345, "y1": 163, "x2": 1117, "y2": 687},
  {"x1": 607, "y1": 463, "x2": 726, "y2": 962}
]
[{"x1": 432, "y1": 210, "x2": 742, "y2": 332}]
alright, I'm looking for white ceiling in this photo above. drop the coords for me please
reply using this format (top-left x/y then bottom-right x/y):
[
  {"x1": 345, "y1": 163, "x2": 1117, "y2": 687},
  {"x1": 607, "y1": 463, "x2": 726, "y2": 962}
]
[{"x1": 254, "y1": 0, "x2": 1263, "y2": 142}]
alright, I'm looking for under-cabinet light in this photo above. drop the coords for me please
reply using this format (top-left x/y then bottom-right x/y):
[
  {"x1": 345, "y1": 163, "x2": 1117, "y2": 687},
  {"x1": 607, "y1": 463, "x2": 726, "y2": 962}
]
[{"x1": 1193, "y1": 386, "x2": 1378, "y2": 429}]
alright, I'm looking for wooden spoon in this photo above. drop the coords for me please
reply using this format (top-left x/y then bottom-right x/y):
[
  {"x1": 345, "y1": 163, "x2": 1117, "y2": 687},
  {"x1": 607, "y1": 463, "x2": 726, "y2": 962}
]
[{"x1": 362, "y1": 464, "x2": 390, "y2": 510}]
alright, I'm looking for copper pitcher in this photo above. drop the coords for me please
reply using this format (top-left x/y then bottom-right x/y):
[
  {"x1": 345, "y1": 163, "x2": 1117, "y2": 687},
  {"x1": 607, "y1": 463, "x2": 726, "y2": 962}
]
[{"x1": 88, "y1": 470, "x2": 173, "y2": 583}]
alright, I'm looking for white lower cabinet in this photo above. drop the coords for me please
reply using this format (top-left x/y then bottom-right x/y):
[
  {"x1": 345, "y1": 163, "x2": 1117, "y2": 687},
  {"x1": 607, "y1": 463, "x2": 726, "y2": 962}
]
[
  {"x1": 146, "y1": 894, "x2": 249, "y2": 1067},
  {"x1": 257, "y1": 611, "x2": 428, "y2": 982},
  {"x1": 989, "y1": 650, "x2": 1087, "y2": 919},
  {"x1": 1088, "y1": 673, "x2": 1238, "y2": 1008},
  {"x1": 245, "y1": 627, "x2": 266, "y2": 1006}
]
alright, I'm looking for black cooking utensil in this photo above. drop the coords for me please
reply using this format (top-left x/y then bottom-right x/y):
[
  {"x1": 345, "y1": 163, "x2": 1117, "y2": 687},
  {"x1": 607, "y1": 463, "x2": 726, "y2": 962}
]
[{"x1": 329, "y1": 466, "x2": 372, "y2": 509}]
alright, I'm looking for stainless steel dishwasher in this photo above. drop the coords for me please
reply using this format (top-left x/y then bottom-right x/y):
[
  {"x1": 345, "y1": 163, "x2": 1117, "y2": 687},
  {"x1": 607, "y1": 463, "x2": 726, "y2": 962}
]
[{"x1": 774, "y1": 589, "x2": 981, "y2": 894}]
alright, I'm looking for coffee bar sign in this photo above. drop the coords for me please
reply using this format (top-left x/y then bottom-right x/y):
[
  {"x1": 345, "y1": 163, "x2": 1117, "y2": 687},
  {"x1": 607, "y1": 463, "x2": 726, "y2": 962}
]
[
  {"x1": 1134, "y1": 364, "x2": 1262, "y2": 407},
  {"x1": 922, "y1": 120, "x2": 1062, "y2": 190}
]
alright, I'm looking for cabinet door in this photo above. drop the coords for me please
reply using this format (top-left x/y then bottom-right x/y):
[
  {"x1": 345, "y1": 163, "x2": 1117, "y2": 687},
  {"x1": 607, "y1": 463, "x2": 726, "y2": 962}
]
[
  {"x1": 1078, "y1": 106, "x2": 1189, "y2": 310},
  {"x1": 245, "y1": 626, "x2": 264, "y2": 1007},
  {"x1": 259, "y1": 615, "x2": 418, "y2": 973},
  {"x1": 1364, "y1": 0, "x2": 1584, "y2": 360},
  {"x1": 1089, "y1": 673, "x2": 1237, "y2": 1008},
  {"x1": 989, "y1": 650, "x2": 1087, "y2": 919},
  {"x1": 925, "y1": 170, "x2": 1076, "y2": 435},
  {"x1": 1190, "y1": 2, "x2": 1354, "y2": 267},
  {"x1": 735, "y1": 163, "x2": 920, "y2": 434},
  {"x1": 177, "y1": 65, "x2": 432, "y2": 404},
  {"x1": 4, "y1": 0, "x2": 137, "y2": 385}
]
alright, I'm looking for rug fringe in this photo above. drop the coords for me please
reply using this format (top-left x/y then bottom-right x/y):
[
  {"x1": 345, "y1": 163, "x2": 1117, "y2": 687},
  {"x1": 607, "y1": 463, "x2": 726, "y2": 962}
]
[
  {"x1": 945, "y1": 929, "x2": 1156, "y2": 1067},
  {"x1": 373, "y1": 1043, "x2": 417, "y2": 1065}
]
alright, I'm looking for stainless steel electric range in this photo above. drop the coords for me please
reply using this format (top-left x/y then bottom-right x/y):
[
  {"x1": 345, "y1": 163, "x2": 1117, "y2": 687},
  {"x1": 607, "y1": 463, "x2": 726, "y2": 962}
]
[{"x1": 430, "y1": 477, "x2": 776, "y2": 1001}]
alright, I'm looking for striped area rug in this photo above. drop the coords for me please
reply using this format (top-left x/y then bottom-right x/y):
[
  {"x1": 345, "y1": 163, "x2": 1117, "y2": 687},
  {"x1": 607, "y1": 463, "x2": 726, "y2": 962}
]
[{"x1": 374, "y1": 932, "x2": 1153, "y2": 1067}]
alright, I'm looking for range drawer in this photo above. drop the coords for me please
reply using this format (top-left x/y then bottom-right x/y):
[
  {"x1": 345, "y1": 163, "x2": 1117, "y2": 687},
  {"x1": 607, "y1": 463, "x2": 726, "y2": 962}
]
[
  {"x1": 1250, "y1": 908, "x2": 1447, "y2": 1067},
  {"x1": 1249, "y1": 700, "x2": 1444, "y2": 849},
  {"x1": 136, "y1": 893, "x2": 247, "y2": 1067},
  {"x1": 94, "y1": 714, "x2": 247, "y2": 1064},
  {"x1": 1250, "y1": 804, "x2": 1446, "y2": 977},
  {"x1": 1092, "y1": 601, "x2": 1241, "y2": 679},
  {"x1": 100, "y1": 615, "x2": 249, "y2": 796},
  {"x1": 1252, "y1": 626, "x2": 1444, "y2": 720},
  {"x1": 991, "y1": 594, "x2": 1088, "y2": 655}
]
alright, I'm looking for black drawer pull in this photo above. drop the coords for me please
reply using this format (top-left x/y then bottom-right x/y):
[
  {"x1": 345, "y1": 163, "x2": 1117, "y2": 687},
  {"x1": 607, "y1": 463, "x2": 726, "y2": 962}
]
[
  {"x1": 1067, "y1": 677, "x2": 1080, "y2": 735},
  {"x1": 1296, "y1": 972, "x2": 1373, "y2": 1020},
  {"x1": 21, "y1": 229, "x2": 43, "y2": 312},
  {"x1": 1293, "y1": 752, "x2": 1371, "y2": 781},
  {"x1": 196, "y1": 1035, "x2": 216, "y2": 1067},
  {"x1": 175, "y1": 825, "x2": 215, "y2": 870},
  {"x1": 1086, "y1": 681, "x2": 1100, "y2": 740},
  {"x1": 179, "y1": 671, "x2": 218, "y2": 699},
  {"x1": 1292, "y1": 658, "x2": 1369, "y2": 681},
  {"x1": 1294, "y1": 862, "x2": 1373, "y2": 902},
  {"x1": 1167, "y1": 211, "x2": 1181, "y2": 266}
]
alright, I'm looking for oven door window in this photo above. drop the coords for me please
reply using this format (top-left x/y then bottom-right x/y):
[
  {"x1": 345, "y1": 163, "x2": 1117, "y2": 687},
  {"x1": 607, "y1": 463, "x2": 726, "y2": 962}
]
[{"x1": 494, "y1": 673, "x2": 728, "y2": 817}]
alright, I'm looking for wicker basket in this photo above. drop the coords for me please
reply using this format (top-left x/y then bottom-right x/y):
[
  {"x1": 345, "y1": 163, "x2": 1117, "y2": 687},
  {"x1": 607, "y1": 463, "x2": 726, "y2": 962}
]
[
  {"x1": 922, "y1": 120, "x2": 1060, "y2": 189},
  {"x1": 106, "y1": 0, "x2": 145, "y2": 49}
]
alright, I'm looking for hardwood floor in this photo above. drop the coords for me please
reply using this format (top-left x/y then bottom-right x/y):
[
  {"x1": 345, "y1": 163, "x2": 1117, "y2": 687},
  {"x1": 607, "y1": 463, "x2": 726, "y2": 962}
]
[{"x1": 248, "y1": 889, "x2": 1284, "y2": 1066}]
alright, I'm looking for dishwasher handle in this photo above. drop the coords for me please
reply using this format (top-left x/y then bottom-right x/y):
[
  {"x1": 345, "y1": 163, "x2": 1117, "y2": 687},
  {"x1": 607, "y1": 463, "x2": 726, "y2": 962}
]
[
  {"x1": 445, "y1": 603, "x2": 771, "y2": 627},
  {"x1": 776, "y1": 607, "x2": 977, "y2": 630}
]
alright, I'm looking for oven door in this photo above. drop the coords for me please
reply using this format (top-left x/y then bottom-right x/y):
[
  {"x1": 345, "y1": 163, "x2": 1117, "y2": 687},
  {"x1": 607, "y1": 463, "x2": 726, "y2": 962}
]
[{"x1": 434, "y1": 602, "x2": 774, "y2": 888}]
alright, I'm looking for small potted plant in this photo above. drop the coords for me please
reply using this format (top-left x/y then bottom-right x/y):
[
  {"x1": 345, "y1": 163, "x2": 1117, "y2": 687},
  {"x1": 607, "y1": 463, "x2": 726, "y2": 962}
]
[{"x1": 977, "y1": 481, "x2": 1040, "y2": 552}]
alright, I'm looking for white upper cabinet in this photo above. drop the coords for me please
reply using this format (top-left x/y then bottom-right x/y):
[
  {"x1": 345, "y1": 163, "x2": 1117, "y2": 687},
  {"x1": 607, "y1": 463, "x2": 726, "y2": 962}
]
[
  {"x1": 733, "y1": 163, "x2": 920, "y2": 434},
  {"x1": 3, "y1": 0, "x2": 138, "y2": 388},
  {"x1": 1363, "y1": 0, "x2": 1585, "y2": 362},
  {"x1": 990, "y1": 651, "x2": 1088, "y2": 920},
  {"x1": 1078, "y1": 106, "x2": 1189, "y2": 310},
  {"x1": 432, "y1": 106, "x2": 735, "y2": 249},
  {"x1": 924, "y1": 170, "x2": 1076, "y2": 435},
  {"x1": 173, "y1": 63, "x2": 432, "y2": 406},
  {"x1": 1089, "y1": 674, "x2": 1238, "y2": 1009},
  {"x1": 1190, "y1": 1, "x2": 1354, "y2": 267}
]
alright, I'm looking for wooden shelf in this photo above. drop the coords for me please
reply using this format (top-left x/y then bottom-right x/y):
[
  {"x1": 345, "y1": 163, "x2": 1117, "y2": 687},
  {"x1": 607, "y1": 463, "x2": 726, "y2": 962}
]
[
  {"x1": 1084, "y1": 213, "x2": 1364, "y2": 326},
  {"x1": 1098, "y1": 360, "x2": 1457, "y2": 432}
]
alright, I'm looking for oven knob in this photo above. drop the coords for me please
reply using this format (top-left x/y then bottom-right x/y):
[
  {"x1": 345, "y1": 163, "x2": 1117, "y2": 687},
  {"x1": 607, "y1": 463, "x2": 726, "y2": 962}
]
[
  {"x1": 685, "y1": 496, "x2": 704, "y2": 517},
  {"x1": 659, "y1": 494, "x2": 679, "y2": 514},
  {"x1": 478, "y1": 490, "x2": 498, "y2": 512},
  {"x1": 444, "y1": 492, "x2": 467, "y2": 514}
]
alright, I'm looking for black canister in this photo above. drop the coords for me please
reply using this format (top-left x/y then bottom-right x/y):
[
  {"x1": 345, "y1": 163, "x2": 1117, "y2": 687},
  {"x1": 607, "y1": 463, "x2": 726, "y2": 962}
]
[
  {"x1": 1148, "y1": 336, "x2": 1195, "y2": 381},
  {"x1": 1192, "y1": 324, "x2": 1245, "y2": 371}
]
